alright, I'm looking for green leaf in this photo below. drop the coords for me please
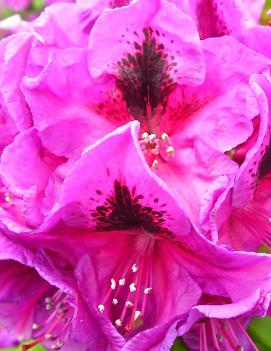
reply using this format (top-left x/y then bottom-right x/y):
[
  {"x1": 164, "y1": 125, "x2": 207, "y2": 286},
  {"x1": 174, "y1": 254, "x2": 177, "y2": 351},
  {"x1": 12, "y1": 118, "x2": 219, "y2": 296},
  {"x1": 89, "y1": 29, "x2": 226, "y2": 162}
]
[
  {"x1": 2, "y1": 345, "x2": 45, "y2": 351},
  {"x1": 31, "y1": 0, "x2": 44, "y2": 12},
  {"x1": 261, "y1": 0, "x2": 271, "y2": 24},
  {"x1": 248, "y1": 316, "x2": 271, "y2": 351},
  {"x1": 171, "y1": 337, "x2": 189, "y2": 351}
]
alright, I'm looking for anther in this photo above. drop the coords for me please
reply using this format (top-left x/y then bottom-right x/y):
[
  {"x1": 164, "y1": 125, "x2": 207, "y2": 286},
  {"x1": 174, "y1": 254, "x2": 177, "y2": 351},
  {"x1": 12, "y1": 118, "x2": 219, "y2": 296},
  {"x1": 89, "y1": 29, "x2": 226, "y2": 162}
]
[
  {"x1": 217, "y1": 334, "x2": 224, "y2": 343},
  {"x1": 144, "y1": 287, "x2": 152, "y2": 294},
  {"x1": 4, "y1": 192, "x2": 11, "y2": 203},
  {"x1": 115, "y1": 319, "x2": 122, "y2": 327},
  {"x1": 119, "y1": 278, "x2": 125, "y2": 286},
  {"x1": 134, "y1": 310, "x2": 141, "y2": 321},
  {"x1": 141, "y1": 132, "x2": 149, "y2": 139},
  {"x1": 57, "y1": 304, "x2": 68, "y2": 313},
  {"x1": 45, "y1": 334, "x2": 57, "y2": 341},
  {"x1": 161, "y1": 133, "x2": 169, "y2": 141},
  {"x1": 166, "y1": 146, "x2": 175, "y2": 157},
  {"x1": 112, "y1": 299, "x2": 118, "y2": 305},
  {"x1": 149, "y1": 133, "x2": 156, "y2": 142},
  {"x1": 110, "y1": 278, "x2": 116, "y2": 290},
  {"x1": 98, "y1": 304, "x2": 105, "y2": 313},
  {"x1": 152, "y1": 160, "x2": 158, "y2": 168},
  {"x1": 129, "y1": 283, "x2": 136, "y2": 292},
  {"x1": 52, "y1": 341, "x2": 64, "y2": 350},
  {"x1": 46, "y1": 303, "x2": 53, "y2": 311},
  {"x1": 132, "y1": 263, "x2": 138, "y2": 273},
  {"x1": 44, "y1": 297, "x2": 52, "y2": 304},
  {"x1": 126, "y1": 301, "x2": 134, "y2": 308},
  {"x1": 32, "y1": 323, "x2": 40, "y2": 330},
  {"x1": 237, "y1": 346, "x2": 244, "y2": 351}
]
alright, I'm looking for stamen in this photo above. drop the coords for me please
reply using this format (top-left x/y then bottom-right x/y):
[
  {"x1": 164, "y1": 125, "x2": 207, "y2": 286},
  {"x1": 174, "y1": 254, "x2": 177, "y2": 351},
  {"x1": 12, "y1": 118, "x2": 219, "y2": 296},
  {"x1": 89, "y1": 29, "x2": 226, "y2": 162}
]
[
  {"x1": 161, "y1": 133, "x2": 169, "y2": 141},
  {"x1": 119, "y1": 278, "x2": 126, "y2": 286},
  {"x1": 217, "y1": 334, "x2": 224, "y2": 343},
  {"x1": 98, "y1": 239, "x2": 155, "y2": 334},
  {"x1": 132, "y1": 263, "x2": 138, "y2": 272},
  {"x1": 141, "y1": 132, "x2": 149, "y2": 139},
  {"x1": 139, "y1": 131, "x2": 175, "y2": 168},
  {"x1": 202, "y1": 323, "x2": 208, "y2": 351},
  {"x1": 111, "y1": 278, "x2": 116, "y2": 290},
  {"x1": 28, "y1": 290, "x2": 73, "y2": 351},
  {"x1": 235, "y1": 319, "x2": 259, "y2": 351},
  {"x1": 115, "y1": 319, "x2": 122, "y2": 327},
  {"x1": 134, "y1": 310, "x2": 141, "y2": 321},
  {"x1": 209, "y1": 319, "x2": 221, "y2": 351},
  {"x1": 166, "y1": 146, "x2": 175, "y2": 157},
  {"x1": 129, "y1": 283, "x2": 136, "y2": 292},
  {"x1": 98, "y1": 304, "x2": 105, "y2": 313},
  {"x1": 152, "y1": 160, "x2": 158, "y2": 168},
  {"x1": 149, "y1": 133, "x2": 156, "y2": 142},
  {"x1": 52, "y1": 341, "x2": 64, "y2": 350},
  {"x1": 126, "y1": 301, "x2": 133, "y2": 307},
  {"x1": 32, "y1": 323, "x2": 40, "y2": 331},
  {"x1": 144, "y1": 287, "x2": 152, "y2": 294},
  {"x1": 4, "y1": 192, "x2": 12, "y2": 203},
  {"x1": 45, "y1": 334, "x2": 57, "y2": 341}
]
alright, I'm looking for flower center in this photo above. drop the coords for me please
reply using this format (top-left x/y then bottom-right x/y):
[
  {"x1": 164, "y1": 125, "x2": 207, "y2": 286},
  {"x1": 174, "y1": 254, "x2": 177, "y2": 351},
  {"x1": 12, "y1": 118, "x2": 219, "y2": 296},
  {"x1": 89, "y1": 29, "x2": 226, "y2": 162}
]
[
  {"x1": 23, "y1": 290, "x2": 74, "y2": 351},
  {"x1": 139, "y1": 131, "x2": 175, "y2": 168}
]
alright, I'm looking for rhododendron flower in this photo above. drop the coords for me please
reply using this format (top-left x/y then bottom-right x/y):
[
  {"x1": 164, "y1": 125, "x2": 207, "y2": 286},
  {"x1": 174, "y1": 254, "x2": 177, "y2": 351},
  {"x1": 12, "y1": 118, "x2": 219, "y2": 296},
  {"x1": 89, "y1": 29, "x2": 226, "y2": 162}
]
[
  {"x1": 0, "y1": 235, "x2": 108, "y2": 351},
  {"x1": 1, "y1": 0, "x2": 268, "y2": 229},
  {"x1": 4, "y1": 122, "x2": 271, "y2": 351},
  {"x1": 0, "y1": 0, "x2": 271, "y2": 350}
]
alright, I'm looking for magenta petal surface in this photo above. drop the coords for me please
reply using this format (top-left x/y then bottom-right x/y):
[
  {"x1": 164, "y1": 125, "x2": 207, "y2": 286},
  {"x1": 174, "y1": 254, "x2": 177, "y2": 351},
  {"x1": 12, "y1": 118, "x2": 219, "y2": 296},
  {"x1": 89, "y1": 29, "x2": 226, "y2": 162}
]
[{"x1": 88, "y1": 0, "x2": 205, "y2": 86}]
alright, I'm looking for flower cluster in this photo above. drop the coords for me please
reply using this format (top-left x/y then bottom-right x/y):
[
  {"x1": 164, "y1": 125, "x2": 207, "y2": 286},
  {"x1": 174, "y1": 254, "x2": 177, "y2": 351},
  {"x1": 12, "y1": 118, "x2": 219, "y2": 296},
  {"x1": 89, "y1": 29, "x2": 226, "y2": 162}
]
[{"x1": 0, "y1": 1, "x2": 271, "y2": 350}]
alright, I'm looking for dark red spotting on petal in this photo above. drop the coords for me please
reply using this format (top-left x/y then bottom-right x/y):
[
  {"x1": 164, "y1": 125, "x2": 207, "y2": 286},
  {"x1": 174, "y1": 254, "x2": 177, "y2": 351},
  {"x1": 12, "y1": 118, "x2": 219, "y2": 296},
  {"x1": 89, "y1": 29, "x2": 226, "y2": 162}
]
[
  {"x1": 91, "y1": 180, "x2": 171, "y2": 234},
  {"x1": 116, "y1": 27, "x2": 177, "y2": 126},
  {"x1": 94, "y1": 27, "x2": 178, "y2": 134}
]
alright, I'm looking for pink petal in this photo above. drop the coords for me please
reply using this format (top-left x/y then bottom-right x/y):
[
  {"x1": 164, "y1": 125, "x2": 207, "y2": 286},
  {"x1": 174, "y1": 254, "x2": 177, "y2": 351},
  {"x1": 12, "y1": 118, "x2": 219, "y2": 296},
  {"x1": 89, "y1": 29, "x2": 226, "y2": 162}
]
[{"x1": 88, "y1": 0, "x2": 205, "y2": 86}]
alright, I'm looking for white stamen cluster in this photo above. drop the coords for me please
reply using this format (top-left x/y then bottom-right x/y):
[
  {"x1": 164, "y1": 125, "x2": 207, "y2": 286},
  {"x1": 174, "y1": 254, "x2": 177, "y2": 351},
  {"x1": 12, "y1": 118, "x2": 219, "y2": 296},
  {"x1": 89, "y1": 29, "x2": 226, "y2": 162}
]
[
  {"x1": 140, "y1": 131, "x2": 175, "y2": 169},
  {"x1": 97, "y1": 260, "x2": 153, "y2": 333}
]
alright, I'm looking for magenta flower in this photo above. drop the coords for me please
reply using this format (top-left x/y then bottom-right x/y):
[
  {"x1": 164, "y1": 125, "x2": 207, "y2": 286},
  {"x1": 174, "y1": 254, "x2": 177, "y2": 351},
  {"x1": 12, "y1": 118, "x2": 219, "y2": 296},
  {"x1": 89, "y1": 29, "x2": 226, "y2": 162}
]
[
  {"x1": 0, "y1": 231, "x2": 113, "y2": 351},
  {"x1": 1, "y1": 0, "x2": 267, "y2": 229},
  {"x1": 0, "y1": 1, "x2": 271, "y2": 350},
  {"x1": 5, "y1": 122, "x2": 270, "y2": 350}
]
